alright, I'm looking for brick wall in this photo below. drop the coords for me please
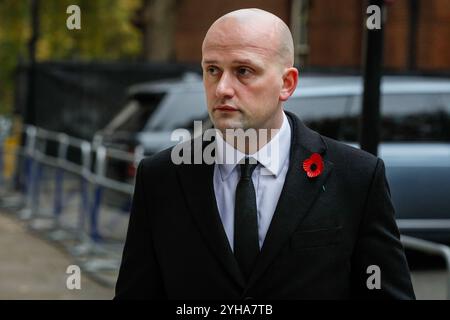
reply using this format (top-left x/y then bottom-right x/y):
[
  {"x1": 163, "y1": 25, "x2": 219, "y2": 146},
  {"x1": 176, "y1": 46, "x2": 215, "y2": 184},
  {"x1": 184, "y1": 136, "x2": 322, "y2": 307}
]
[
  {"x1": 172, "y1": 0, "x2": 450, "y2": 72},
  {"x1": 384, "y1": 0, "x2": 409, "y2": 70},
  {"x1": 174, "y1": 0, "x2": 291, "y2": 63},
  {"x1": 417, "y1": 0, "x2": 450, "y2": 71},
  {"x1": 306, "y1": 0, "x2": 450, "y2": 71},
  {"x1": 307, "y1": 0, "x2": 364, "y2": 68}
]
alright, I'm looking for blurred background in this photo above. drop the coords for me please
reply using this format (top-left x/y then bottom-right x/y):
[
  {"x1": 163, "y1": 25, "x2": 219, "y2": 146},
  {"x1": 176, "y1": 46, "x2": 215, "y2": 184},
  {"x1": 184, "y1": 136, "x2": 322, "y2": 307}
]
[{"x1": 0, "y1": 0, "x2": 449, "y2": 299}]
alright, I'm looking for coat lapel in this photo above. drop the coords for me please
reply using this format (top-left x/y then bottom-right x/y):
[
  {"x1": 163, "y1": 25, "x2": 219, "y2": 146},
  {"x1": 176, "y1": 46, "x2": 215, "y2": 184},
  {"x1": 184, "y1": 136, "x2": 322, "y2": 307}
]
[
  {"x1": 244, "y1": 111, "x2": 334, "y2": 291},
  {"x1": 175, "y1": 112, "x2": 334, "y2": 293},
  {"x1": 176, "y1": 137, "x2": 246, "y2": 289}
]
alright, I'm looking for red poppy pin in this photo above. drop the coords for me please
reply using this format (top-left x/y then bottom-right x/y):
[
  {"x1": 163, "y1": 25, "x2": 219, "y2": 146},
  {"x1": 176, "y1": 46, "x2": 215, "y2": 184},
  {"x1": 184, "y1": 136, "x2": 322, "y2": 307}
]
[{"x1": 302, "y1": 153, "x2": 324, "y2": 178}]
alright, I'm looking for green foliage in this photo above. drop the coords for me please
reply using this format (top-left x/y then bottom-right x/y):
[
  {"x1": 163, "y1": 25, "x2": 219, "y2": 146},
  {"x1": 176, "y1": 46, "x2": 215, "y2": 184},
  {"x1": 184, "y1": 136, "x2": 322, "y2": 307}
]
[
  {"x1": 0, "y1": 1, "x2": 30, "y2": 115},
  {"x1": 0, "y1": 0, "x2": 142, "y2": 115}
]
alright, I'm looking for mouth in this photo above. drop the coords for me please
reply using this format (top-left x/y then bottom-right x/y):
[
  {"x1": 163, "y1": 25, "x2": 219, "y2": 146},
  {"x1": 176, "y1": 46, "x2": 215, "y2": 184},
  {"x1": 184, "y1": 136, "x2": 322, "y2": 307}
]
[{"x1": 214, "y1": 105, "x2": 239, "y2": 112}]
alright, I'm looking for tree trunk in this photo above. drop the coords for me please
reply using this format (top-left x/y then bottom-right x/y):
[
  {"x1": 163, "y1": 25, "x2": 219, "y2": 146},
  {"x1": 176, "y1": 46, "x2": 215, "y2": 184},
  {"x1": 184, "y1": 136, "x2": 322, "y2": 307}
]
[{"x1": 139, "y1": 0, "x2": 177, "y2": 62}]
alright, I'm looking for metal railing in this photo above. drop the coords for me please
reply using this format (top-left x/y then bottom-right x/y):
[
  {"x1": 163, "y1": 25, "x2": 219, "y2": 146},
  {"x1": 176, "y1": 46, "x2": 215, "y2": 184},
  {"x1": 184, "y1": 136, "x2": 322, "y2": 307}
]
[
  {"x1": 401, "y1": 235, "x2": 450, "y2": 299},
  {"x1": 1, "y1": 123, "x2": 144, "y2": 287}
]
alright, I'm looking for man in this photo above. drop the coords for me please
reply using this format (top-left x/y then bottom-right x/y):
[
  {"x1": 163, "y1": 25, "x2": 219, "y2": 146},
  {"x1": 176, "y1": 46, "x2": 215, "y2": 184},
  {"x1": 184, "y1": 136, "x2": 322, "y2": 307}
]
[{"x1": 115, "y1": 8, "x2": 415, "y2": 299}]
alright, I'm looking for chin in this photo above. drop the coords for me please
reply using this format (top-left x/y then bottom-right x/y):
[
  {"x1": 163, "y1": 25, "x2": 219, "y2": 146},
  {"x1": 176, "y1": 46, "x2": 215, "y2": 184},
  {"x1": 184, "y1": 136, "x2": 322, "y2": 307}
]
[{"x1": 212, "y1": 117, "x2": 245, "y2": 132}]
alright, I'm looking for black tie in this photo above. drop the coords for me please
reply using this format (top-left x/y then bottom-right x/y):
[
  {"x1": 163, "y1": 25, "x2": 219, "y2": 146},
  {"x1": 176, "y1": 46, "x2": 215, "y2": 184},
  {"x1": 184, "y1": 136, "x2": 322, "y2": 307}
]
[{"x1": 234, "y1": 157, "x2": 259, "y2": 280}]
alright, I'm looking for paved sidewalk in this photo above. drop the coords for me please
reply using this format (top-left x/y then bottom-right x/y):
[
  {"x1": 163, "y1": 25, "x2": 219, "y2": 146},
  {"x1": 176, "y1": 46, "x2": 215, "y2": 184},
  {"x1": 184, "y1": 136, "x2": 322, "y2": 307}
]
[
  {"x1": 0, "y1": 211, "x2": 114, "y2": 299},
  {"x1": 411, "y1": 269, "x2": 447, "y2": 300}
]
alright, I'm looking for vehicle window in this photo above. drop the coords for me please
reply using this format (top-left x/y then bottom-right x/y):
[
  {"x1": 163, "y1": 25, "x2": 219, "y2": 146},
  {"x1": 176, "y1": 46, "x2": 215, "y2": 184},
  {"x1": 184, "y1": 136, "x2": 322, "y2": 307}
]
[
  {"x1": 145, "y1": 90, "x2": 207, "y2": 131},
  {"x1": 114, "y1": 93, "x2": 165, "y2": 133},
  {"x1": 441, "y1": 94, "x2": 450, "y2": 141},
  {"x1": 312, "y1": 93, "x2": 450, "y2": 142},
  {"x1": 284, "y1": 96, "x2": 353, "y2": 140},
  {"x1": 380, "y1": 93, "x2": 449, "y2": 142}
]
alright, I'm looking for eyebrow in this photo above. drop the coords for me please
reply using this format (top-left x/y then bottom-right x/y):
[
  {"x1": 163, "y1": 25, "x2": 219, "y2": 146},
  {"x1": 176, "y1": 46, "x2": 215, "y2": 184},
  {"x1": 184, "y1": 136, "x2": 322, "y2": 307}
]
[
  {"x1": 201, "y1": 60, "x2": 218, "y2": 65},
  {"x1": 202, "y1": 59, "x2": 262, "y2": 68}
]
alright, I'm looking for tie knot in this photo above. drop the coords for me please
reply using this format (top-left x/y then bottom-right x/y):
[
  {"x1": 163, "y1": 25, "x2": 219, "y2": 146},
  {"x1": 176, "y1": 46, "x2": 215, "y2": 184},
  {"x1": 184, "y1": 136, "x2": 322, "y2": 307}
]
[{"x1": 239, "y1": 158, "x2": 258, "y2": 180}]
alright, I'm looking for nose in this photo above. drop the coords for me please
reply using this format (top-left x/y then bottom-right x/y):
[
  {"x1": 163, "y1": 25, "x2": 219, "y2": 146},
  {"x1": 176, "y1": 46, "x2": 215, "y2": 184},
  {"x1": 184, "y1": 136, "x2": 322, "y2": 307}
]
[{"x1": 215, "y1": 72, "x2": 235, "y2": 99}]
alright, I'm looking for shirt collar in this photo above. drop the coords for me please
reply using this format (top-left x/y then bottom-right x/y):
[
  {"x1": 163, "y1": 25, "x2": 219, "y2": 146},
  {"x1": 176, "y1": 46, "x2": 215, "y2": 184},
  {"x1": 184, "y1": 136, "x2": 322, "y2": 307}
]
[{"x1": 215, "y1": 112, "x2": 291, "y2": 181}]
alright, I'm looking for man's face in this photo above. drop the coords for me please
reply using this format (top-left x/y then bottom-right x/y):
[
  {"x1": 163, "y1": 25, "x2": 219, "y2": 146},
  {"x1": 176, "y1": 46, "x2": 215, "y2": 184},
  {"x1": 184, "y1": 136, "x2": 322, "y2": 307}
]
[{"x1": 201, "y1": 19, "x2": 286, "y2": 133}]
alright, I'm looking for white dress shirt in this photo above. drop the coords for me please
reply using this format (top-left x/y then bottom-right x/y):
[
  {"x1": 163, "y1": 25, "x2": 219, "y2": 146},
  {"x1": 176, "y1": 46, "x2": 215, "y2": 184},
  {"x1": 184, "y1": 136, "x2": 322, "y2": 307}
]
[{"x1": 213, "y1": 112, "x2": 291, "y2": 250}]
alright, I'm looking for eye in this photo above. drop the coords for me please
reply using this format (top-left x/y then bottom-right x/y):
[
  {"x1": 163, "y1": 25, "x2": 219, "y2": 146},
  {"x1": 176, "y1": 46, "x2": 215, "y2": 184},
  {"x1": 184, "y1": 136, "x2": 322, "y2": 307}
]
[
  {"x1": 206, "y1": 66, "x2": 219, "y2": 76},
  {"x1": 237, "y1": 67, "x2": 252, "y2": 76}
]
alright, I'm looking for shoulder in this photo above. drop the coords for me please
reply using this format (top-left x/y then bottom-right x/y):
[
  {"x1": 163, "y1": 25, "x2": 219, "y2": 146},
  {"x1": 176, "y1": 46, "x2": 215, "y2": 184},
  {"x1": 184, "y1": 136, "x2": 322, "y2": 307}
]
[
  {"x1": 137, "y1": 136, "x2": 201, "y2": 176},
  {"x1": 320, "y1": 135, "x2": 382, "y2": 181},
  {"x1": 140, "y1": 147, "x2": 174, "y2": 170},
  {"x1": 322, "y1": 136, "x2": 378, "y2": 166},
  {"x1": 286, "y1": 111, "x2": 381, "y2": 176},
  {"x1": 137, "y1": 145, "x2": 177, "y2": 180}
]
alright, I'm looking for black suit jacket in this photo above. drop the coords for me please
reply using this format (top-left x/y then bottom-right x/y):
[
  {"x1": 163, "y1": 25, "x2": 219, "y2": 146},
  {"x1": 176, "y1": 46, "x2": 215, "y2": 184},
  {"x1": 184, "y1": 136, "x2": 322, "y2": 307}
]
[{"x1": 115, "y1": 112, "x2": 415, "y2": 299}]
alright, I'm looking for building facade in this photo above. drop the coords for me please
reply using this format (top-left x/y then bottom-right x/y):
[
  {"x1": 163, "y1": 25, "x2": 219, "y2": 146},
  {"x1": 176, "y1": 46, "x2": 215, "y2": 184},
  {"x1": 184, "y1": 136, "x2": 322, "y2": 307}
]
[{"x1": 171, "y1": 0, "x2": 450, "y2": 72}]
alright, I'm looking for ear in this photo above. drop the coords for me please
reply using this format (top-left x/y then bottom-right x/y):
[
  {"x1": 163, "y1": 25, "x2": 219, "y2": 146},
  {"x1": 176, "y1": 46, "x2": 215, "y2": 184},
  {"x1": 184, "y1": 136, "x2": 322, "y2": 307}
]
[{"x1": 279, "y1": 67, "x2": 299, "y2": 101}]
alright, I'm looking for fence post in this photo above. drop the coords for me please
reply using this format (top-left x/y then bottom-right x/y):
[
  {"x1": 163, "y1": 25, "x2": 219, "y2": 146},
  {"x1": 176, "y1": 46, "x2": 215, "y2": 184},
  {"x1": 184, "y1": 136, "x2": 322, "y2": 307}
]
[
  {"x1": 53, "y1": 133, "x2": 69, "y2": 227},
  {"x1": 30, "y1": 130, "x2": 47, "y2": 219},
  {"x1": 79, "y1": 141, "x2": 92, "y2": 240},
  {"x1": 90, "y1": 145, "x2": 106, "y2": 242},
  {"x1": 0, "y1": 134, "x2": 4, "y2": 189},
  {"x1": 19, "y1": 126, "x2": 37, "y2": 219},
  {"x1": 0, "y1": 117, "x2": 11, "y2": 190}
]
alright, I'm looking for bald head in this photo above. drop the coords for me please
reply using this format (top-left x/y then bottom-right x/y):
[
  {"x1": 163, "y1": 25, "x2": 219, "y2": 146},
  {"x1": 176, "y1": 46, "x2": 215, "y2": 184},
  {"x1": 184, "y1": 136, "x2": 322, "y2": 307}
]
[{"x1": 202, "y1": 8, "x2": 295, "y2": 68}]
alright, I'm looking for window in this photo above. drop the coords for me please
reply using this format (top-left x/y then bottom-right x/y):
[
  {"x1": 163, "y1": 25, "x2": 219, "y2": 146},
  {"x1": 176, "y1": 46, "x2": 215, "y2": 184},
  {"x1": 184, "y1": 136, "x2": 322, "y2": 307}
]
[
  {"x1": 112, "y1": 93, "x2": 165, "y2": 133},
  {"x1": 146, "y1": 90, "x2": 207, "y2": 131},
  {"x1": 380, "y1": 93, "x2": 449, "y2": 142},
  {"x1": 289, "y1": 92, "x2": 450, "y2": 142},
  {"x1": 284, "y1": 95, "x2": 352, "y2": 140}
]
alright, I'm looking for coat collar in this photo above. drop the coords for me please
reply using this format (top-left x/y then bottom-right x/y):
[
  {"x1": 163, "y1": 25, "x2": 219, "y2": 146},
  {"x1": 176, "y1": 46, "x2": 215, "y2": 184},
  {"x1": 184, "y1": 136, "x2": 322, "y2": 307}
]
[{"x1": 175, "y1": 111, "x2": 334, "y2": 291}]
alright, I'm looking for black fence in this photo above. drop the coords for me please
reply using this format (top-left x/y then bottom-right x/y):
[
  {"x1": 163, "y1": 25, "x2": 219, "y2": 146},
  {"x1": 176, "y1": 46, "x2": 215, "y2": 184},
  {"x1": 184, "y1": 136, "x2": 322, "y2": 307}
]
[{"x1": 14, "y1": 61, "x2": 201, "y2": 140}]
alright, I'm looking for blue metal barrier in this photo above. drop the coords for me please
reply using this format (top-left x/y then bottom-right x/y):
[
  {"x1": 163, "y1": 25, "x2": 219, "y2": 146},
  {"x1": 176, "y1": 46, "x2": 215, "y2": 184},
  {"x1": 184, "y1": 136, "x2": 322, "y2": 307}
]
[
  {"x1": 90, "y1": 185, "x2": 104, "y2": 242},
  {"x1": 0, "y1": 136, "x2": 4, "y2": 188},
  {"x1": 3, "y1": 125, "x2": 143, "y2": 286},
  {"x1": 53, "y1": 168, "x2": 64, "y2": 219},
  {"x1": 0, "y1": 117, "x2": 11, "y2": 189},
  {"x1": 31, "y1": 162, "x2": 43, "y2": 216}
]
